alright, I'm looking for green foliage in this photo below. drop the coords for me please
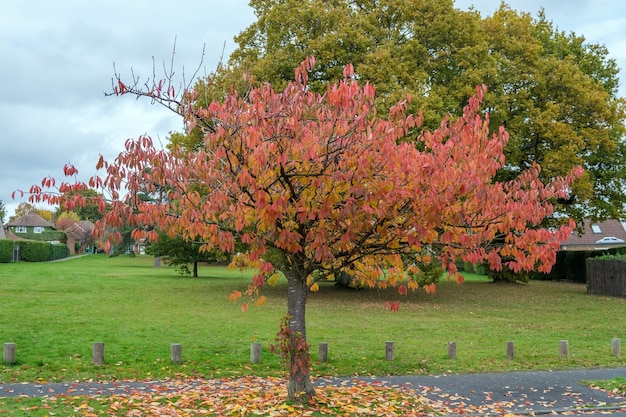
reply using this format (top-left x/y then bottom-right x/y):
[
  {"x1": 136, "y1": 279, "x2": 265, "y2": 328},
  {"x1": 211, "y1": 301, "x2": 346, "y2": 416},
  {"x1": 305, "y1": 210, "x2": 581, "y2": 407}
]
[
  {"x1": 198, "y1": 0, "x2": 626, "y2": 222},
  {"x1": 57, "y1": 189, "x2": 105, "y2": 221},
  {"x1": 592, "y1": 253, "x2": 626, "y2": 261},
  {"x1": 9, "y1": 227, "x2": 65, "y2": 242},
  {"x1": 488, "y1": 265, "x2": 530, "y2": 283},
  {"x1": 0, "y1": 239, "x2": 13, "y2": 263},
  {"x1": 16, "y1": 240, "x2": 68, "y2": 262},
  {"x1": 50, "y1": 243, "x2": 69, "y2": 260},
  {"x1": 19, "y1": 241, "x2": 52, "y2": 262},
  {"x1": 145, "y1": 231, "x2": 229, "y2": 277},
  {"x1": 0, "y1": 198, "x2": 6, "y2": 224}
]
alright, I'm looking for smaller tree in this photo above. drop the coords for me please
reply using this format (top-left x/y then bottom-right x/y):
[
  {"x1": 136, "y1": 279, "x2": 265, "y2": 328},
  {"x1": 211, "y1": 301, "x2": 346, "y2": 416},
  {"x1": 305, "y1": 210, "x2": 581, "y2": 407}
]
[
  {"x1": 0, "y1": 199, "x2": 6, "y2": 224},
  {"x1": 145, "y1": 231, "x2": 228, "y2": 277},
  {"x1": 11, "y1": 202, "x2": 36, "y2": 220},
  {"x1": 56, "y1": 211, "x2": 81, "y2": 231}
]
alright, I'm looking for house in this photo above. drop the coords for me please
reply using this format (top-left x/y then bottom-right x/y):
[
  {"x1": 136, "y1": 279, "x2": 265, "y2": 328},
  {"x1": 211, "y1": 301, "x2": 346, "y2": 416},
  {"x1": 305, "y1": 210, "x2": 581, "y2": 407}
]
[
  {"x1": 561, "y1": 219, "x2": 626, "y2": 251},
  {"x1": 4, "y1": 212, "x2": 63, "y2": 242},
  {"x1": 0, "y1": 224, "x2": 6, "y2": 239}
]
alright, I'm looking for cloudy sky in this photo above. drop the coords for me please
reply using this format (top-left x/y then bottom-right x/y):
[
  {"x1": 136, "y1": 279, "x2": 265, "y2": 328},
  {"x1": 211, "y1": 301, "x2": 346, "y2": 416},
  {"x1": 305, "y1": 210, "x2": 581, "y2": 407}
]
[{"x1": 1, "y1": 0, "x2": 625, "y2": 221}]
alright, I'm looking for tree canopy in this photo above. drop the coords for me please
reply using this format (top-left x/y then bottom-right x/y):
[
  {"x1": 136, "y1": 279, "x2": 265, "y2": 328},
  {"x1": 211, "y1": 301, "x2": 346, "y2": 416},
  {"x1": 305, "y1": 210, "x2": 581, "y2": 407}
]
[
  {"x1": 28, "y1": 57, "x2": 581, "y2": 400},
  {"x1": 188, "y1": 0, "x2": 625, "y2": 222}
]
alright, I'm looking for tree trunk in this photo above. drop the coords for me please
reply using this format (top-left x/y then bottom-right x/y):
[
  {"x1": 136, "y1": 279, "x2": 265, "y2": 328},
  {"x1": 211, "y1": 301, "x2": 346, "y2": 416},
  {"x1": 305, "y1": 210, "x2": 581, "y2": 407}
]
[
  {"x1": 193, "y1": 260, "x2": 198, "y2": 278},
  {"x1": 286, "y1": 275, "x2": 315, "y2": 402}
]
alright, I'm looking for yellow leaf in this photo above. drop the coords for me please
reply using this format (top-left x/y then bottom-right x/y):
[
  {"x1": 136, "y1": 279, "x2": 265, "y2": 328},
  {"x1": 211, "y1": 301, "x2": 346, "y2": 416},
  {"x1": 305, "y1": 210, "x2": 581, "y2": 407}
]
[
  {"x1": 310, "y1": 282, "x2": 319, "y2": 292},
  {"x1": 267, "y1": 272, "x2": 280, "y2": 286},
  {"x1": 254, "y1": 296, "x2": 267, "y2": 307}
]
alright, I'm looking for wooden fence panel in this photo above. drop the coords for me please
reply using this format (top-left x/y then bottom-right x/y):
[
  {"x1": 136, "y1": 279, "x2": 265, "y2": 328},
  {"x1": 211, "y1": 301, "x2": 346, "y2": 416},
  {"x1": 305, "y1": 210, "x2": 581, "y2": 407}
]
[{"x1": 586, "y1": 259, "x2": 626, "y2": 297}]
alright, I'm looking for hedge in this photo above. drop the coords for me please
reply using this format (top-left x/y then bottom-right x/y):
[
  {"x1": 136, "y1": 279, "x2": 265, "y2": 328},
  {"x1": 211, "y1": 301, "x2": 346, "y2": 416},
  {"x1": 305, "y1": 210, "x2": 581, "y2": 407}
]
[
  {"x1": 17, "y1": 241, "x2": 68, "y2": 262},
  {"x1": 0, "y1": 239, "x2": 13, "y2": 263}
]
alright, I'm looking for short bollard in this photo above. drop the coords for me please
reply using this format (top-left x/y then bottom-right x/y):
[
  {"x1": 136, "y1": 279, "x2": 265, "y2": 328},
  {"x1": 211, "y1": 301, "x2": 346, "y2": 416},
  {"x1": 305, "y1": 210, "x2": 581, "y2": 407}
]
[
  {"x1": 448, "y1": 341, "x2": 457, "y2": 359},
  {"x1": 385, "y1": 341, "x2": 395, "y2": 361},
  {"x1": 506, "y1": 341, "x2": 515, "y2": 360},
  {"x1": 613, "y1": 338, "x2": 621, "y2": 357},
  {"x1": 3, "y1": 343, "x2": 16, "y2": 365},
  {"x1": 92, "y1": 342, "x2": 105, "y2": 365},
  {"x1": 171, "y1": 344, "x2": 183, "y2": 365},
  {"x1": 250, "y1": 343, "x2": 262, "y2": 363},
  {"x1": 318, "y1": 342, "x2": 329, "y2": 363},
  {"x1": 559, "y1": 340, "x2": 569, "y2": 357}
]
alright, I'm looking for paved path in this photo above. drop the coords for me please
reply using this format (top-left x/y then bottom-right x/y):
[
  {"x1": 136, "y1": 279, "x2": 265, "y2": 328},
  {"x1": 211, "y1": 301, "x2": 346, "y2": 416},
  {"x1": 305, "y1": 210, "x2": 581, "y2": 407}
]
[{"x1": 1, "y1": 368, "x2": 626, "y2": 415}]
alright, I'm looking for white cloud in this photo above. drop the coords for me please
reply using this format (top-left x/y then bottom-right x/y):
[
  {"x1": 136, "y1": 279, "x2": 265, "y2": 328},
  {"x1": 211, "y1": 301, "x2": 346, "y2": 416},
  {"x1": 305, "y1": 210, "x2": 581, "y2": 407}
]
[{"x1": 1, "y1": 0, "x2": 624, "y2": 221}]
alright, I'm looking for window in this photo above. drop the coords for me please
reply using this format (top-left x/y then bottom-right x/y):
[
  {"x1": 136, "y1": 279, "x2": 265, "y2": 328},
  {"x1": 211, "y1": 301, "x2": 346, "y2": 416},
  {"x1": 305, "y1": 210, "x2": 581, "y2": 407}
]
[
  {"x1": 15, "y1": 226, "x2": 27, "y2": 233},
  {"x1": 33, "y1": 227, "x2": 44, "y2": 234},
  {"x1": 591, "y1": 224, "x2": 602, "y2": 234}
]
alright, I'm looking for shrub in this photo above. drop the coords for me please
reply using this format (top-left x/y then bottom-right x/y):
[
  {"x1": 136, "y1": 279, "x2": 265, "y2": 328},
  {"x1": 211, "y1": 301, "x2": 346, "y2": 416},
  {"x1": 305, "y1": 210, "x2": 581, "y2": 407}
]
[
  {"x1": 0, "y1": 239, "x2": 13, "y2": 263},
  {"x1": 50, "y1": 244, "x2": 69, "y2": 260},
  {"x1": 19, "y1": 241, "x2": 51, "y2": 262}
]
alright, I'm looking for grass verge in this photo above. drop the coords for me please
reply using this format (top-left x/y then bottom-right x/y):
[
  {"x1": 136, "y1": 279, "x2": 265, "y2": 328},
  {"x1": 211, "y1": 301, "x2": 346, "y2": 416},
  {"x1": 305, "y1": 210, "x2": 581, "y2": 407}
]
[{"x1": 1, "y1": 254, "x2": 625, "y2": 384}]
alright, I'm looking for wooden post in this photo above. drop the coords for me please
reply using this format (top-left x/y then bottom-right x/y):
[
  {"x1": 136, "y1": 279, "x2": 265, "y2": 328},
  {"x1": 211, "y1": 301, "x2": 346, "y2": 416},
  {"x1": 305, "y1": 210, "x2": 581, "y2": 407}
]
[
  {"x1": 92, "y1": 342, "x2": 105, "y2": 365},
  {"x1": 385, "y1": 341, "x2": 395, "y2": 361},
  {"x1": 448, "y1": 341, "x2": 457, "y2": 359},
  {"x1": 3, "y1": 343, "x2": 16, "y2": 364},
  {"x1": 559, "y1": 340, "x2": 569, "y2": 357},
  {"x1": 250, "y1": 343, "x2": 262, "y2": 363},
  {"x1": 318, "y1": 342, "x2": 329, "y2": 363},
  {"x1": 506, "y1": 341, "x2": 515, "y2": 360},
  {"x1": 612, "y1": 338, "x2": 621, "y2": 357},
  {"x1": 171, "y1": 343, "x2": 183, "y2": 365}
]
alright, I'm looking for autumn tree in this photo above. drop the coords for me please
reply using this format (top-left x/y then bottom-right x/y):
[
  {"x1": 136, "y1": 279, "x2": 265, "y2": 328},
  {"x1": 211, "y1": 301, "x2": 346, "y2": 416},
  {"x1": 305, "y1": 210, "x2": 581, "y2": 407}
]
[
  {"x1": 12, "y1": 202, "x2": 36, "y2": 220},
  {"x1": 27, "y1": 58, "x2": 580, "y2": 401},
  {"x1": 56, "y1": 211, "x2": 81, "y2": 231},
  {"x1": 203, "y1": 0, "x2": 625, "y2": 222}
]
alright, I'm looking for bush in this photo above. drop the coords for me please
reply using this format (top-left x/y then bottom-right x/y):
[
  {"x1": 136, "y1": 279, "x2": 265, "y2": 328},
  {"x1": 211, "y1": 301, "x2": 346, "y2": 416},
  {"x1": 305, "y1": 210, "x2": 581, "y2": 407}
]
[
  {"x1": 50, "y1": 244, "x2": 69, "y2": 260},
  {"x1": 19, "y1": 241, "x2": 51, "y2": 262},
  {"x1": 0, "y1": 239, "x2": 13, "y2": 263},
  {"x1": 18, "y1": 241, "x2": 68, "y2": 262}
]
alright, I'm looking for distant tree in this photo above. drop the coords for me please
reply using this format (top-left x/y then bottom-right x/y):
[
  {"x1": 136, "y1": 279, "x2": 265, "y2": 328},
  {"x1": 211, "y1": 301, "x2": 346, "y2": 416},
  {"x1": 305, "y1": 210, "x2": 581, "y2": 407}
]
[
  {"x1": 0, "y1": 199, "x2": 6, "y2": 224},
  {"x1": 145, "y1": 231, "x2": 228, "y2": 277},
  {"x1": 55, "y1": 211, "x2": 82, "y2": 231},
  {"x1": 57, "y1": 189, "x2": 105, "y2": 221},
  {"x1": 203, "y1": 0, "x2": 625, "y2": 222},
  {"x1": 35, "y1": 209, "x2": 54, "y2": 223},
  {"x1": 12, "y1": 202, "x2": 37, "y2": 220}
]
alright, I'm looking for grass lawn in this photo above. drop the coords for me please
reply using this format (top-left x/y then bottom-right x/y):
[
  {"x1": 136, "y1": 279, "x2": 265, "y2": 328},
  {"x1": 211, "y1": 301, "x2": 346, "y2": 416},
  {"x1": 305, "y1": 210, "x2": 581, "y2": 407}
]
[{"x1": 1, "y1": 254, "x2": 625, "y2": 385}]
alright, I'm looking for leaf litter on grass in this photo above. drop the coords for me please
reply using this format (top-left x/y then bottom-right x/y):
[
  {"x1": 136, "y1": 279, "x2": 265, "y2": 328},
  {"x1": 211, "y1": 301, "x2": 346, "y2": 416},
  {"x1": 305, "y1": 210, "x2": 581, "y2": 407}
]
[{"x1": 39, "y1": 376, "x2": 626, "y2": 416}]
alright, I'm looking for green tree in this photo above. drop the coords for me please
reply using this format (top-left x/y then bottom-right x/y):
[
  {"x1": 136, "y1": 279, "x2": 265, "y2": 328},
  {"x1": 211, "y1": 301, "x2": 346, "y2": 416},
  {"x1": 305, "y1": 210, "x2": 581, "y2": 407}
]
[
  {"x1": 57, "y1": 188, "x2": 105, "y2": 221},
  {"x1": 145, "y1": 231, "x2": 228, "y2": 277},
  {"x1": 199, "y1": 0, "x2": 625, "y2": 222},
  {"x1": 0, "y1": 199, "x2": 6, "y2": 224}
]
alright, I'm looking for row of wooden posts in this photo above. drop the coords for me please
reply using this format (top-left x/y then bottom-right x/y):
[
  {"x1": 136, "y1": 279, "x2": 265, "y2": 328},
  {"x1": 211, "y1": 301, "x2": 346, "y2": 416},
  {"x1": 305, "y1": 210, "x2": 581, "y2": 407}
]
[{"x1": 3, "y1": 339, "x2": 622, "y2": 365}]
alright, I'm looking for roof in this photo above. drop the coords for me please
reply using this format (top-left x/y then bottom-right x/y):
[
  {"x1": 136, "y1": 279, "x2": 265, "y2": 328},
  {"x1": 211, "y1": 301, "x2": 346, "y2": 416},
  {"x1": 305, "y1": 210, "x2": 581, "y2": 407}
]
[
  {"x1": 5, "y1": 212, "x2": 54, "y2": 228},
  {"x1": 561, "y1": 219, "x2": 626, "y2": 251},
  {"x1": 0, "y1": 225, "x2": 6, "y2": 239}
]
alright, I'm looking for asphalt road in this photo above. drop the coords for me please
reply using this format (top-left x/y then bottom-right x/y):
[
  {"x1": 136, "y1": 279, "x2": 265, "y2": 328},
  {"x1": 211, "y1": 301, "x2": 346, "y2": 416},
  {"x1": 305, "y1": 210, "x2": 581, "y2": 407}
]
[{"x1": 2, "y1": 367, "x2": 626, "y2": 416}]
